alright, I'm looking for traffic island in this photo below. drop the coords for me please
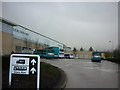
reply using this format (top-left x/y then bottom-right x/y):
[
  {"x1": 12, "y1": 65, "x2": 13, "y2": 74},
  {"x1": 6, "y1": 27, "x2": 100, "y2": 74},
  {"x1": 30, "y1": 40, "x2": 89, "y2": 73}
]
[{"x1": 2, "y1": 55, "x2": 67, "y2": 89}]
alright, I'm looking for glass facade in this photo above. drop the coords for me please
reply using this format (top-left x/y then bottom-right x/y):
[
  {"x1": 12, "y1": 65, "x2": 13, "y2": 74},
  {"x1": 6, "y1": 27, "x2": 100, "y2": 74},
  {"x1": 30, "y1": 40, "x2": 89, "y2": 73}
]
[
  {"x1": 1, "y1": 19, "x2": 65, "y2": 49},
  {"x1": 2, "y1": 22, "x2": 13, "y2": 34}
]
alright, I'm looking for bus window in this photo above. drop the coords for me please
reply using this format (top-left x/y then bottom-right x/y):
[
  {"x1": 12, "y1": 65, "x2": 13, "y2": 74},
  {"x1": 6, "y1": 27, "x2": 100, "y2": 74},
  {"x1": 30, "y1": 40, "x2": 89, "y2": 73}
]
[
  {"x1": 60, "y1": 49, "x2": 64, "y2": 52},
  {"x1": 34, "y1": 50, "x2": 46, "y2": 54},
  {"x1": 47, "y1": 50, "x2": 54, "y2": 53}
]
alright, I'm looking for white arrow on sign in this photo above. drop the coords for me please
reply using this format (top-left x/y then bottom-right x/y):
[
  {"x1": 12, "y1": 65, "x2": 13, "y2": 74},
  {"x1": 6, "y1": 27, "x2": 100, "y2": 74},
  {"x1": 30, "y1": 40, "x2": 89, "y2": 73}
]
[
  {"x1": 31, "y1": 59, "x2": 36, "y2": 65},
  {"x1": 30, "y1": 67, "x2": 36, "y2": 74}
]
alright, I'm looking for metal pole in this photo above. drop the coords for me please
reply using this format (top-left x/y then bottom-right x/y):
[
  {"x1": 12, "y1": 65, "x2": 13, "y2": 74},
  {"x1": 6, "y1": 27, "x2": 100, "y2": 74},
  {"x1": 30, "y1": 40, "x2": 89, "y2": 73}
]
[{"x1": 109, "y1": 41, "x2": 114, "y2": 52}]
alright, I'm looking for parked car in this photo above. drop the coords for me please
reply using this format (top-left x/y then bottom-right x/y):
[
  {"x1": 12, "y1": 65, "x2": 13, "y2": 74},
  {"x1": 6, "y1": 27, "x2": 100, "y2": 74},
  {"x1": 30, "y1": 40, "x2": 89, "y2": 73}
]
[{"x1": 22, "y1": 50, "x2": 33, "y2": 54}]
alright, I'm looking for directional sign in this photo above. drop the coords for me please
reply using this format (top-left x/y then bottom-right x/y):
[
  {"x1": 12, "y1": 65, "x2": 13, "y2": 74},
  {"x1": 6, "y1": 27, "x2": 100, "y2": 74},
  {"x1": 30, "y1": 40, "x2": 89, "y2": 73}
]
[
  {"x1": 31, "y1": 59, "x2": 36, "y2": 66},
  {"x1": 9, "y1": 54, "x2": 40, "y2": 89},
  {"x1": 30, "y1": 67, "x2": 36, "y2": 74},
  {"x1": 11, "y1": 57, "x2": 29, "y2": 74}
]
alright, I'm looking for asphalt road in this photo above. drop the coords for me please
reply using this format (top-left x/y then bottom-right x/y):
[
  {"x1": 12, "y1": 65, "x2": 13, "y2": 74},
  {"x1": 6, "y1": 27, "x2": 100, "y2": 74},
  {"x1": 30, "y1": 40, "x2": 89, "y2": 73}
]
[{"x1": 42, "y1": 59, "x2": 119, "y2": 88}]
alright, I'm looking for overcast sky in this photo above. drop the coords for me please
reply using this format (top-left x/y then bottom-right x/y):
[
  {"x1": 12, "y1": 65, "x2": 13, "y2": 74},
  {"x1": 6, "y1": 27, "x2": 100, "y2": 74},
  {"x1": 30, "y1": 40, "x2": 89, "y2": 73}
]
[{"x1": 2, "y1": 2, "x2": 118, "y2": 51}]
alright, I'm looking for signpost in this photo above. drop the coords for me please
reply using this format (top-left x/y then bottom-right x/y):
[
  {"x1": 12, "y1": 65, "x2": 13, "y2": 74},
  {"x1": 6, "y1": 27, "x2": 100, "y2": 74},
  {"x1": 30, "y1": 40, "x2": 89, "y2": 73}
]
[{"x1": 9, "y1": 54, "x2": 40, "y2": 89}]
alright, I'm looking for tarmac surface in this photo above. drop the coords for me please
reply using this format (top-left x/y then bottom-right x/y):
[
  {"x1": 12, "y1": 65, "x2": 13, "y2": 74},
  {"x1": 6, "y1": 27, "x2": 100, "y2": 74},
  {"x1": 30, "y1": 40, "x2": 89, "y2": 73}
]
[{"x1": 42, "y1": 59, "x2": 119, "y2": 88}]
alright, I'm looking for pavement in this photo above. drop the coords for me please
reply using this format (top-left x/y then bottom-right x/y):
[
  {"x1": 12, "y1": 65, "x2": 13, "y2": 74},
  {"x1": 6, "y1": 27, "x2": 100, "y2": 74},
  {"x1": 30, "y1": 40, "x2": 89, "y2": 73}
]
[{"x1": 43, "y1": 59, "x2": 119, "y2": 88}]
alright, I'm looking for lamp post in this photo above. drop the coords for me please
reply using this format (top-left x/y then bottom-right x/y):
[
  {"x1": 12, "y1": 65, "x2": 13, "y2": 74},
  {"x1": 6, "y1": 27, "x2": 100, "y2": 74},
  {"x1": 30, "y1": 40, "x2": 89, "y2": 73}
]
[
  {"x1": 109, "y1": 41, "x2": 114, "y2": 58},
  {"x1": 109, "y1": 41, "x2": 114, "y2": 52}
]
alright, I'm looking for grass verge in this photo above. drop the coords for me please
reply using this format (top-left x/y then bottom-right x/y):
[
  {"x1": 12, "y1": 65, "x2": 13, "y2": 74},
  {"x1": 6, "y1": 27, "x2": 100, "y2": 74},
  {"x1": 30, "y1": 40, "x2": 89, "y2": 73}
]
[
  {"x1": 105, "y1": 58, "x2": 120, "y2": 64},
  {"x1": 41, "y1": 62, "x2": 61, "y2": 88},
  {"x1": 2, "y1": 55, "x2": 61, "y2": 88}
]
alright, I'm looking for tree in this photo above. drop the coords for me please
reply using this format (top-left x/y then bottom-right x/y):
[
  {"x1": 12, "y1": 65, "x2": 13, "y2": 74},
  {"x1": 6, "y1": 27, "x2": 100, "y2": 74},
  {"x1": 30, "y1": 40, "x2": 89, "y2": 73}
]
[
  {"x1": 80, "y1": 47, "x2": 84, "y2": 51},
  {"x1": 73, "y1": 47, "x2": 77, "y2": 57},
  {"x1": 73, "y1": 47, "x2": 77, "y2": 52},
  {"x1": 89, "y1": 47, "x2": 93, "y2": 52},
  {"x1": 113, "y1": 46, "x2": 120, "y2": 58}
]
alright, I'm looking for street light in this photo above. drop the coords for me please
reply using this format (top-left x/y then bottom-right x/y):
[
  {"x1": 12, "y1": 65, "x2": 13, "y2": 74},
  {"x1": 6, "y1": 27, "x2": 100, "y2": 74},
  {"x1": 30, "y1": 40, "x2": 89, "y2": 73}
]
[{"x1": 109, "y1": 41, "x2": 114, "y2": 52}]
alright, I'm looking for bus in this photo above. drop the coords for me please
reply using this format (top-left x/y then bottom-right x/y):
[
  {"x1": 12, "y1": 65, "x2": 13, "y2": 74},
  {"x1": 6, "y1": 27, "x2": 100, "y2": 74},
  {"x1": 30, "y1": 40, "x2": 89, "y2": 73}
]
[
  {"x1": 45, "y1": 46, "x2": 64, "y2": 58},
  {"x1": 91, "y1": 51, "x2": 102, "y2": 62},
  {"x1": 33, "y1": 46, "x2": 64, "y2": 59},
  {"x1": 64, "y1": 53, "x2": 74, "y2": 59},
  {"x1": 33, "y1": 48, "x2": 54, "y2": 58},
  {"x1": 59, "y1": 51, "x2": 64, "y2": 59}
]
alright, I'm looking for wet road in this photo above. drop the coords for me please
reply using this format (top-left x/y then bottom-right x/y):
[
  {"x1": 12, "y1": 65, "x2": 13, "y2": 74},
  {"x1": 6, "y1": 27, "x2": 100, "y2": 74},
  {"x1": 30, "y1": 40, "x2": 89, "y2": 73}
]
[{"x1": 43, "y1": 59, "x2": 118, "y2": 88}]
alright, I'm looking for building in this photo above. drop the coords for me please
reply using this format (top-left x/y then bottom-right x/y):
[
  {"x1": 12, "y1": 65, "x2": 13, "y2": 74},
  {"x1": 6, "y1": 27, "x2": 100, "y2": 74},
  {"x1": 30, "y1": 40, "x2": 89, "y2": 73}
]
[
  {"x1": 0, "y1": 18, "x2": 66, "y2": 55},
  {"x1": 76, "y1": 51, "x2": 93, "y2": 59}
]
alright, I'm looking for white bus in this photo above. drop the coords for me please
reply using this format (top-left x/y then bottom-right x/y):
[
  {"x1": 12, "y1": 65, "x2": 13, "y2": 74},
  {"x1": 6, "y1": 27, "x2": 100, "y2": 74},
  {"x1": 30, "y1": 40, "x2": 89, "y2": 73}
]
[
  {"x1": 59, "y1": 51, "x2": 64, "y2": 59},
  {"x1": 64, "y1": 53, "x2": 74, "y2": 59}
]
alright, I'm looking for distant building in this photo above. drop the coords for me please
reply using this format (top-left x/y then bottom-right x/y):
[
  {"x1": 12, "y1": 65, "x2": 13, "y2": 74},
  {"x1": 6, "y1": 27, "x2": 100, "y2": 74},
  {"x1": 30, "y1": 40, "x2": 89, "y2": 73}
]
[
  {"x1": 75, "y1": 51, "x2": 93, "y2": 59},
  {"x1": 64, "y1": 46, "x2": 72, "y2": 52}
]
